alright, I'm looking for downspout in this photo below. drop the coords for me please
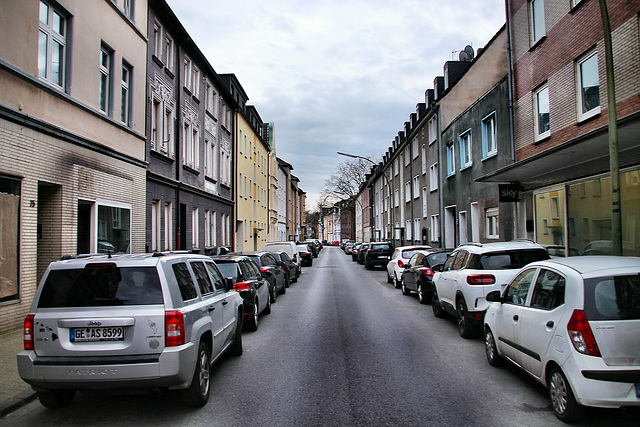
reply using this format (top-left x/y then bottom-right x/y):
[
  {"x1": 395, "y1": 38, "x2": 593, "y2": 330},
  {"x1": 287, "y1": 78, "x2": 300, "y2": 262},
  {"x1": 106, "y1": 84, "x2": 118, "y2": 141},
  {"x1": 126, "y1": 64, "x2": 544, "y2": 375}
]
[
  {"x1": 175, "y1": 45, "x2": 182, "y2": 250},
  {"x1": 435, "y1": 104, "x2": 443, "y2": 249},
  {"x1": 505, "y1": 0, "x2": 518, "y2": 240}
]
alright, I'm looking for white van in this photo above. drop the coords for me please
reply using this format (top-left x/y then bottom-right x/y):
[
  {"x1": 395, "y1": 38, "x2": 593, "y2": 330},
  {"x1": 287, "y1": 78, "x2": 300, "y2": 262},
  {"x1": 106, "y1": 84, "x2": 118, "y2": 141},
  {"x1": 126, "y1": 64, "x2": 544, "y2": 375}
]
[{"x1": 263, "y1": 241, "x2": 301, "y2": 274}]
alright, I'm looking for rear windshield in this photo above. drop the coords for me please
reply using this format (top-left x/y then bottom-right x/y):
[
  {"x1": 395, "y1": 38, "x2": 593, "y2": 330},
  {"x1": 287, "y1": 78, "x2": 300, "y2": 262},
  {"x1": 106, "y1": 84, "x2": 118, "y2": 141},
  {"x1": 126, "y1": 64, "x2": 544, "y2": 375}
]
[
  {"x1": 371, "y1": 244, "x2": 391, "y2": 251},
  {"x1": 585, "y1": 275, "x2": 640, "y2": 320},
  {"x1": 38, "y1": 267, "x2": 163, "y2": 308},
  {"x1": 401, "y1": 249, "x2": 419, "y2": 259},
  {"x1": 216, "y1": 262, "x2": 240, "y2": 280},
  {"x1": 472, "y1": 249, "x2": 550, "y2": 270}
]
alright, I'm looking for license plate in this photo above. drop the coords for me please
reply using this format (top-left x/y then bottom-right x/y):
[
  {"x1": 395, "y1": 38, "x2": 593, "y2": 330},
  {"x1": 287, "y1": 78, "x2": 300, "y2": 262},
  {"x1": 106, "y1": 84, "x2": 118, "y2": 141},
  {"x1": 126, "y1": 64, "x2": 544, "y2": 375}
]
[
  {"x1": 71, "y1": 327, "x2": 124, "y2": 342},
  {"x1": 380, "y1": 256, "x2": 389, "y2": 259},
  {"x1": 636, "y1": 383, "x2": 640, "y2": 398}
]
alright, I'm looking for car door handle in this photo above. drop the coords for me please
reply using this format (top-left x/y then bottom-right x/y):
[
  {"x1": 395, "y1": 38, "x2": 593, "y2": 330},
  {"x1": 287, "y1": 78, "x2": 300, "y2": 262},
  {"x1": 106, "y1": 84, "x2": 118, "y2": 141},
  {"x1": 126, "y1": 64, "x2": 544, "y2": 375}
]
[
  {"x1": 546, "y1": 321, "x2": 554, "y2": 328},
  {"x1": 208, "y1": 305, "x2": 216, "y2": 312},
  {"x1": 513, "y1": 315, "x2": 519, "y2": 321},
  {"x1": 222, "y1": 301, "x2": 229, "y2": 306}
]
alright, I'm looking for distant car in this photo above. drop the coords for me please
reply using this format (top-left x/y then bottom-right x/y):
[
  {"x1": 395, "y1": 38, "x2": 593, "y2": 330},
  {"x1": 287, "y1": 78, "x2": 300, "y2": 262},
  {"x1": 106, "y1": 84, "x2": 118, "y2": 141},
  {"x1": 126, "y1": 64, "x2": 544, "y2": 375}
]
[
  {"x1": 17, "y1": 253, "x2": 243, "y2": 408},
  {"x1": 543, "y1": 245, "x2": 579, "y2": 258},
  {"x1": 484, "y1": 256, "x2": 640, "y2": 422},
  {"x1": 351, "y1": 243, "x2": 362, "y2": 262},
  {"x1": 400, "y1": 249, "x2": 451, "y2": 303},
  {"x1": 241, "y1": 251, "x2": 287, "y2": 302},
  {"x1": 263, "y1": 241, "x2": 302, "y2": 275},
  {"x1": 270, "y1": 250, "x2": 299, "y2": 284},
  {"x1": 432, "y1": 241, "x2": 550, "y2": 338},
  {"x1": 303, "y1": 240, "x2": 319, "y2": 258},
  {"x1": 212, "y1": 254, "x2": 271, "y2": 331},
  {"x1": 296, "y1": 244, "x2": 313, "y2": 267},
  {"x1": 357, "y1": 243, "x2": 369, "y2": 264},
  {"x1": 387, "y1": 245, "x2": 432, "y2": 288}
]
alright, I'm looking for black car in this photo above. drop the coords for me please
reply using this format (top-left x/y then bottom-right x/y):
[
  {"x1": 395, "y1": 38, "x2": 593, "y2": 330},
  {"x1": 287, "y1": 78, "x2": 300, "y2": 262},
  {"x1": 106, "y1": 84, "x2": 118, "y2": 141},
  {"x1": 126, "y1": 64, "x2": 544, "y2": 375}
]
[
  {"x1": 400, "y1": 250, "x2": 451, "y2": 304},
  {"x1": 351, "y1": 243, "x2": 362, "y2": 262},
  {"x1": 270, "y1": 251, "x2": 299, "y2": 284},
  {"x1": 211, "y1": 255, "x2": 271, "y2": 331},
  {"x1": 357, "y1": 243, "x2": 369, "y2": 264},
  {"x1": 296, "y1": 244, "x2": 313, "y2": 267},
  {"x1": 364, "y1": 242, "x2": 394, "y2": 269},
  {"x1": 303, "y1": 240, "x2": 319, "y2": 258},
  {"x1": 240, "y1": 251, "x2": 287, "y2": 302}
]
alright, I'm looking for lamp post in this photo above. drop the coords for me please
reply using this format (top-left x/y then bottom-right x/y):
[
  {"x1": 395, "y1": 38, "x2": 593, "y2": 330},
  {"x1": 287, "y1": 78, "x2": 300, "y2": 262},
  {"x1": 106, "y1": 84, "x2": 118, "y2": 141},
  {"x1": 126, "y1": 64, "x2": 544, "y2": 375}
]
[{"x1": 337, "y1": 151, "x2": 394, "y2": 244}]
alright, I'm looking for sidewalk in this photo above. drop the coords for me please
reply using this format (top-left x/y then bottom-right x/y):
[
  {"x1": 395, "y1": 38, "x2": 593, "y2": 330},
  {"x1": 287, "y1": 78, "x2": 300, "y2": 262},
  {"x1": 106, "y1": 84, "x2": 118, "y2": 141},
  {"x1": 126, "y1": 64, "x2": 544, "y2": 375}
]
[{"x1": 0, "y1": 328, "x2": 36, "y2": 416}]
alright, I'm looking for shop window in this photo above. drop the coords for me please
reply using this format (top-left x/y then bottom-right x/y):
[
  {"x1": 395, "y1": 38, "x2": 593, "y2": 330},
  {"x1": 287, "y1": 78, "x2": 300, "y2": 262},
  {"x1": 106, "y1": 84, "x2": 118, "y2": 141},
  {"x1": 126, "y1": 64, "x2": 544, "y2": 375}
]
[{"x1": 0, "y1": 177, "x2": 20, "y2": 303}]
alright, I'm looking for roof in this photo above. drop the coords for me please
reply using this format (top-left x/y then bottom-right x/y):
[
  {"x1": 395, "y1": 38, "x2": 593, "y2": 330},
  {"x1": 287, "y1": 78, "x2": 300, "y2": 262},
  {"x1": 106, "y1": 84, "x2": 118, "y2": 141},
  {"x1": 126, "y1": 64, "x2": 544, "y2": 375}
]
[{"x1": 537, "y1": 256, "x2": 640, "y2": 276}]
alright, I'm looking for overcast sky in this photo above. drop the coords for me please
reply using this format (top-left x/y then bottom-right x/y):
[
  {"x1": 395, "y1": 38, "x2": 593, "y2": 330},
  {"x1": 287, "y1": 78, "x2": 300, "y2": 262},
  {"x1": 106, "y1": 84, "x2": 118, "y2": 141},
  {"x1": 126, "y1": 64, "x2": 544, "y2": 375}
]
[{"x1": 166, "y1": 0, "x2": 506, "y2": 210}]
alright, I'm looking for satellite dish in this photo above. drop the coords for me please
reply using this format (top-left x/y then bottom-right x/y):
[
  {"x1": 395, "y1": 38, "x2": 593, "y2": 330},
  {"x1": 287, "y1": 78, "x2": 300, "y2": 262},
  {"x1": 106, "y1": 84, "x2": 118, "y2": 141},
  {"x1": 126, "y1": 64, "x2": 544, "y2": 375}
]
[
  {"x1": 458, "y1": 51, "x2": 469, "y2": 61},
  {"x1": 464, "y1": 45, "x2": 475, "y2": 60}
]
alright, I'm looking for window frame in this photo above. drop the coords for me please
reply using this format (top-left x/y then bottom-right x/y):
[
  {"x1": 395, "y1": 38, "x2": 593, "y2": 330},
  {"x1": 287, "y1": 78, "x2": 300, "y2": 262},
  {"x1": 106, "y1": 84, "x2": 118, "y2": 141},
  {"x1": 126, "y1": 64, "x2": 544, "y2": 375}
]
[
  {"x1": 481, "y1": 112, "x2": 497, "y2": 159},
  {"x1": 38, "y1": 0, "x2": 68, "y2": 89},
  {"x1": 576, "y1": 49, "x2": 600, "y2": 122},
  {"x1": 529, "y1": 0, "x2": 546, "y2": 46},
  {"x1": 429, "y1": 163, "x2": 438, "y2": 191},
  {"x1": 486, "y1": 207, "x2": 499, "y2": 239},
  {"x1": 459, "y1": 129, "x2": 472, "y2": 170},
  {"x1": 534, "y1": 84, "x2": 550, "y2": 141},
  {"x1": 99, "y1": 43, "x2": 114, "y2": 116},
  {"x1": 446, "y1": 142, "x2": 455, "y2": 177},
  {"x1": 120, "y1": 60, "x2": 132, "y2": 126}
]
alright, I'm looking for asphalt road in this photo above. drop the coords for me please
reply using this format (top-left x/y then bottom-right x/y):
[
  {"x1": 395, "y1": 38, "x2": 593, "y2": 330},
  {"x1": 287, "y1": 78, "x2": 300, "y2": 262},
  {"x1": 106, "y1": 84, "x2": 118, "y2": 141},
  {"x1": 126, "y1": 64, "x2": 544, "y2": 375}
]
[{"x1": 3, "y1": 247, "x2": 639, "y2": 426}]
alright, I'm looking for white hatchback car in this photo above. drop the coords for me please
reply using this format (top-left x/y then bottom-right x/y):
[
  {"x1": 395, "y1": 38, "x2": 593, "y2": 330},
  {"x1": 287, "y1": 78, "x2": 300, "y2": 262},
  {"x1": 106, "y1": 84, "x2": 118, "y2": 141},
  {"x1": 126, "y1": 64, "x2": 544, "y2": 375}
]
[
  {"x1": 386, "y1": 245, "x2": 432, "y2": 288},
  {"x1": 484, "y1": 256, "x2": 640, "y2": 422}
]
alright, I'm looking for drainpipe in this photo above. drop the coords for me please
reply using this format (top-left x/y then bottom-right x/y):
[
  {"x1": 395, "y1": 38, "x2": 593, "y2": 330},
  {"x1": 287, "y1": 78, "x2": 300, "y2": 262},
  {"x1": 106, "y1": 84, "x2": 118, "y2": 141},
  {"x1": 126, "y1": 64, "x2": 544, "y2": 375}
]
[
  {"x1": 505, "y1": 0, "x2": 519, "y2": 241},
  {"x1": 435, "y1": 104, "x2": 444, "y2": 249}
]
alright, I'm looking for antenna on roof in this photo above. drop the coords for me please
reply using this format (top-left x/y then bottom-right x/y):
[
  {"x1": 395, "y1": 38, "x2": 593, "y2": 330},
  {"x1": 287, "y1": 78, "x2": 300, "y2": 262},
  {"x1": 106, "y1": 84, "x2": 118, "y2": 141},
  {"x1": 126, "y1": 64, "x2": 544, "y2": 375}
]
[{"x1": 457, "y1": 45, "x2": 475, "y2": 62}]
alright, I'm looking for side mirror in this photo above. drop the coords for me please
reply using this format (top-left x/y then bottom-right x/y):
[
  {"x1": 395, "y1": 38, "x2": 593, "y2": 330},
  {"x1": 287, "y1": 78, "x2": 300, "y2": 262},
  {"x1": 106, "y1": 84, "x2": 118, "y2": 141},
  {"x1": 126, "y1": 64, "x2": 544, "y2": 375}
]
[
  {"x1": 225, "y1": 277, "x2": 235, "y2": 292},
  {"x1": 486, "y1": 290, "x2": 502, "y2": 303}
]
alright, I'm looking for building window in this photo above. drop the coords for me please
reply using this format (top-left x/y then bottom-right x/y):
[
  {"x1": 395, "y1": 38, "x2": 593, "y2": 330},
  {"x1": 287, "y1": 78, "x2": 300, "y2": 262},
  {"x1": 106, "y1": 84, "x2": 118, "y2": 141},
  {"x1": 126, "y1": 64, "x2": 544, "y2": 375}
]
[
  {"x1": 414, "y1": 219, "x2": 421, "y2": 241},
  {"x1": 412, "y1": 138, "x2": 419, "y2": 159},
  {"x1": 428, "y1": 116, "x2": 437, "y2": 145},
  {"x1": 93, "y1": 202, "x2": 131, "y2": 254},
  {"x1": 164, "y1": 202, "x2": 172, "y2": 250},
  {"x1": 99, "y1": 44, "x2": 113, "y2": 115},
  {"x1": 0, "y1": 177, "x2": 20, "y2": 303},
  {"x1": 38, "y1": 1, "x2": 67, "y2": 88},
  {"x1": 192, "y1": 207, "x2": 199, "y2": 249},
  {"x1": 446, "y1": 142, "x2": 455, "y2": 177},
  {"x1": 482, "y1": 112, "x2": 497, "y2": 159},
  {"x1": 534, "y1": 84, "x2": 550, "y2": 141},
  {"x1": 120, "y1": 61, "x2": 132, "y2": 125},
  {"x1": 123, "y1": 0, "x2": 134, "y2": 19},
  {"x1": 153, "y1": 21, "x2": 162, "y2": 59},
  {"x1": 406, "y1": 220, "x2": 412, "y2": 240},
  {"x1": 530, "y1": 0, "x2": 546, "y2": 45},
  {"x1": 404, "y1": 147, "x2": 410, "y2": 166},
  {"x1": 421, "y1": 144, "x2": 427, "y2": 175},
  {"x1": 405, "y1": 181, "x2": 411, "y2": 204},
  {"x1": 192, "y1": 66, "x2": 200, "y2": 99},
  {"x1": 422, "y1": 187, "x2": 428, "y2": 217},
  {"x1": 394, "y1": 189, "x2": 399, "y2": 207},
  {"x1": 459, "y1": 130, "x2": 472, "y2": 170},
  {"x1": 577, "y1": 50, "x2": 600, "y2": 121},
  {"x1": 430, "y1": 214, "x2": 440, "y2": 242},
  {"x1": 183, "y1": 56, "x2": 192, "y2": 91},
  {"x1": 486, "y1": 208, "x2": 499, "y2": 239},
  {"x1": 151, "y1": 95, "x2": 174, "y2": 156},
  {"x1": 429, "y1": 163, "x2": 438, "y2": 191},
  {"x1": 165, "y1": 34, "x2": 174, "y2": 73},
  {"x1": 413, "y1": 176, "x2": 420, "y2": 199},
  {"x1": 205, "y1": 135, "x2": 218, "y2": 180}
]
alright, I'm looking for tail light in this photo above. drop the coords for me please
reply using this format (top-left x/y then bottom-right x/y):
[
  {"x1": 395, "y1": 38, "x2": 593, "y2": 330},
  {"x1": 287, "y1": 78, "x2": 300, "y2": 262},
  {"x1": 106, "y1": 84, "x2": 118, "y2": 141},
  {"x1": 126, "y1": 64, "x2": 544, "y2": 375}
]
[
  {"x1": 398, "y1": 260, "x2": 405, "y2": 268},
  {"x1": 567, "y1": 309, "x2": 601, "y2": 357},
  {"x1": 24, "y1": 314, "x2": 35, "y2": 350},
  {"x1": 420, "y1": 268, "x2": 434, "y2": 277},
  {"x1": 234, "y1": 281, "x2": 252, "y2": 291},
  {"x1": 467, "y1": 274, "x2": 496, "y2": 285},
  {"x1": 281, "y1": 264, "x2": 287, "y2": 271},
  {"x1": 260, "y1": 267, "x2": 270, "y2": 274},
  {"x1": 165, "y1": 311, "x2": 185, "y2": 347}
]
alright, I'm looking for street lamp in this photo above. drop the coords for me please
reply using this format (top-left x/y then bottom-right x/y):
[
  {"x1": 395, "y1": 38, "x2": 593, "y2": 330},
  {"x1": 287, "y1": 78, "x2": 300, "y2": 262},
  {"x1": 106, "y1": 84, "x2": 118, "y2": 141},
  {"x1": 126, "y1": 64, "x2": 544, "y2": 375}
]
[{"x1": 337, "y1": 151, "x2": 394, "y2": 243}]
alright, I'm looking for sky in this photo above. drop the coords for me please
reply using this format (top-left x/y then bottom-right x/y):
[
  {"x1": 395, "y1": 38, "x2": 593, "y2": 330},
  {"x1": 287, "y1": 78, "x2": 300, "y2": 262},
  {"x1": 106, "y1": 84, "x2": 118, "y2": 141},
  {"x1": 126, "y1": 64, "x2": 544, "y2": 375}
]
[{"x1": 166, "y1": 0, "x2": 507, "y2": 210}]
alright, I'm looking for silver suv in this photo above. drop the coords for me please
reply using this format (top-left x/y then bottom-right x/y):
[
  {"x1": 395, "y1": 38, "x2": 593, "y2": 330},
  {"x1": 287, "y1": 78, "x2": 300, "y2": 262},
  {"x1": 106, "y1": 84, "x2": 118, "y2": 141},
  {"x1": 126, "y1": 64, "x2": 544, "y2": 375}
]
[
  {"x1": 431, "y1": 241, "x2": 550, "y2": 338},
  {"x1": 17, "y1": 252, "x2": 244, "y2": 408}
]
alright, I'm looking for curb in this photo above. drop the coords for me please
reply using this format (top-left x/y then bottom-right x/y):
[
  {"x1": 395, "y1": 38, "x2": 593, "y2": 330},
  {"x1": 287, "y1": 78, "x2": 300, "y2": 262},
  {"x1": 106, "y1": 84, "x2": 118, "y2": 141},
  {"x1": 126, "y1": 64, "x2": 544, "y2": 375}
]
[{"x1": 0, "y1": 390, "x2": 37, "y2": 417}]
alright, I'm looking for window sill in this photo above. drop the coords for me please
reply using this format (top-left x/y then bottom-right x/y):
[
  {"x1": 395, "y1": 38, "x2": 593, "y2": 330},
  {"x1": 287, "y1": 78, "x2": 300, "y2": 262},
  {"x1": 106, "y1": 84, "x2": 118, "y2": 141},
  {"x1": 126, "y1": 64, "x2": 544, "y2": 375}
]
[
  {"x1": 577, "y1": 109, "x2": 601, "y2": 125},
  {"x1": 529, "y1": 35, "x2": 547, "y2": 52},
  {"x1": 164, "y1": 68, "x2": 175, "y2": 80},
  {"x1": 150, "y1": 149, "x2": 175, "y2": 164},
  {"x1": 534, "y1": 134, "x2": 551, "y2": 145},
  {"x1": 152, "y1": 55, "x2": 164, "y2": 68},
  {"x1": 182, "y1": 164, "x2": 200, "y2": 175}
]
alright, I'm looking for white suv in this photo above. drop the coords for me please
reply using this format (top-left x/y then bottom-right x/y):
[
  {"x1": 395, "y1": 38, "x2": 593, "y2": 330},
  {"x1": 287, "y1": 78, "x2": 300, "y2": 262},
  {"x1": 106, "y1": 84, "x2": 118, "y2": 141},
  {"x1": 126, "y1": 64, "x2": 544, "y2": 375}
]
[
  {"x1": 431, "y1": 241, "x2": 550, "y2": 338},
  {"x1": 484, "y1": 256, "x2": 640, "y2": 422},
  {"x1": 17, "y1": 252, "x2": 244, "y2": 408}
]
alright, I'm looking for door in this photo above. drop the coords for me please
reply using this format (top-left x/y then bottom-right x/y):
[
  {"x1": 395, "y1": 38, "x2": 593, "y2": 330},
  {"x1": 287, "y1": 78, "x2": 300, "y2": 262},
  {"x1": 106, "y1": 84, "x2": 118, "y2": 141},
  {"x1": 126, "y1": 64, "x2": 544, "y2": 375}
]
[
  {"x1": 192, "y1": 261, "x2": 226, "y2": 356},
  {"x1": 206, "y1": 262, "x2": 236, "y2": 349},
  {"x1": 440, "y1": 250, "x2": 468, "y2": 308}
]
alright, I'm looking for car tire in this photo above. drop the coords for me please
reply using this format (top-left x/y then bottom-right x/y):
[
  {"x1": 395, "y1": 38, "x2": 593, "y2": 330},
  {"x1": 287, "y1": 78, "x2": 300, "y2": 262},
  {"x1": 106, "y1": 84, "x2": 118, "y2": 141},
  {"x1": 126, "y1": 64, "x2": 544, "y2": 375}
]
[
  {"x1": 456, "y1": 298, "x2": 478, "y2": 339},
  {"x1": 228, "y1": 311, "x2": 243, "y2": 357},
  {"x1": 279, "y1": 279, "x2": 287, "y2": 294},
  {"x1": 182, "y1": 341, "x2": 211, "y2": 407},
  {"x1": 417, "y1": 284, "x2": 428, "y2": 305},
  {"x1": 548, "y1": 366, "x2": 585, "y2": 423},
  {"x1": 262, "y1": 295, "x2": 272, "y2": 315},
  {"x1": 365, "y1": 262, "x2": 371, "y2": 270},
  {"x1": 484, "y1": 327, "x2": 504, "y2": 367},
  {"x1": 36, "y1": 389, "x2": 76, "y2": 409},
  {"x1": 245, "y1": 300, "x2": 259, "y2": 332},
  {"x1": 387, "y1": 271, "x2": 393, "y2": 284},
  {"x1": 270, "y1": 285, "x2": 277, "y2": 303},
  {"x1": 432, "y1": 287, "x2": 446, "y2": 318},
  {"x1": 401, "y1": 278, "x2": 410, "y2": 296},
  {"x1": 394, "y1": 274, "x2": 401, "y2": 289}
]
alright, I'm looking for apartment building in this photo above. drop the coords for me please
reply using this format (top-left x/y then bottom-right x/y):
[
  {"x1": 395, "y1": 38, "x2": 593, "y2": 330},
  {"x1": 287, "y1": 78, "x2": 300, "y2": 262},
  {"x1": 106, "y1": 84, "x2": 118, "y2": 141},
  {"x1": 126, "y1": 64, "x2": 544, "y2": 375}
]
[
  {"x1": 479, "y1": 0, "x2": 640, "y2": 256},
  {"x1": 146, "y1": 0, "x2": 234, "y2": 255},
  {"x1": 0, "y1": 0, "x2": 148, "y2": 332}
]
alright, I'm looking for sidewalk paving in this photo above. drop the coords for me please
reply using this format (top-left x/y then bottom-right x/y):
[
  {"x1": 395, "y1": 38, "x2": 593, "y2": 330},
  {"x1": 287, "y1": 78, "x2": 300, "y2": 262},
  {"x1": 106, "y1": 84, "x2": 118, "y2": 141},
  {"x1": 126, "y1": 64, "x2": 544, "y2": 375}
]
[{"x1": 0, "y1": 328, "x2": 36, "y2": 416}]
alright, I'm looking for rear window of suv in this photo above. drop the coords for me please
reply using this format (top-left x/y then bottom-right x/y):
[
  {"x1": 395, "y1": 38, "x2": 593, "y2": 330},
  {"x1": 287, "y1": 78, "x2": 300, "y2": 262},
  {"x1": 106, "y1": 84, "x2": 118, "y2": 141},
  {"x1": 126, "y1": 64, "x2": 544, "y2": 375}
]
[
  {"x1": 585, "y1": 275, "x2": 640, "y2": 320},
  {"x1": 370, "y1": 244, "x2": 391, "y2": 251},
  {"x1": 470, "y1": 249, "x2": 550, "y2": 270},
  {"x1": 38, "y1": 266, "x2": 163, "y2": 308}
]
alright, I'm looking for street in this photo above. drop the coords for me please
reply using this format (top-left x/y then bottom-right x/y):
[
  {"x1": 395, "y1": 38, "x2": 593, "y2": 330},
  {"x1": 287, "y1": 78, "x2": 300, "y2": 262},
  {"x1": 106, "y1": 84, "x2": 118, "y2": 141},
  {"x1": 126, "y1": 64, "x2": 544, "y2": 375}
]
[{"x1": 3, "y1": 247, "x2": 640, "y2": 426}]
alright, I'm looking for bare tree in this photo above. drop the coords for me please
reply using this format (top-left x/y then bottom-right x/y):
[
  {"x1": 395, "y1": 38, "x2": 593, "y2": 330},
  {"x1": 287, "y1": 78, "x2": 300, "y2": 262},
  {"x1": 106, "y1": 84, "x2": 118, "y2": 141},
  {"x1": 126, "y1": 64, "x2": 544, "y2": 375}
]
[{"x1": 321, "y1": 157, "x2": 375, "y2": 204}]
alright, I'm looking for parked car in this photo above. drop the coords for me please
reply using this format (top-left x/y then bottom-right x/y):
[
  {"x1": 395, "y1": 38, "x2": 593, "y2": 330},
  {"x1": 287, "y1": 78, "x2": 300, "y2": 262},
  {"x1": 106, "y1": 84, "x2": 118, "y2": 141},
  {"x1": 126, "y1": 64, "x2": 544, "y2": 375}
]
[
  {"x1": 543, "y1": 244, "x2": 579, "y2": 258},
  {"x1": 363, "y1": 241, "x2": 394, "y2": 270},
  {"x1": 387, "y1": 245, "x2": 432, "y2": 288},
  {"x1": 484, "y1": 256, "x2": 640, "y2": 422},
  {"x1": 17, "y1": 252, "x2": 243, "y2": 408},
  {"x1": 357, "y1": 243, "x2": 370, "y2": 264},
  {"x1": 263, "y1": 241, "x2": 302, "y2": 276},
  {"x1": 344, "y1": 241, "x2": 356, "y2": 254},
  {"x1": 242, "y1": 251, "x2": 288, "y2": 302},
  {"x1": 351, "y1": 243, "x2": 362, "y2": 262},
  {"x1": 431, "y1": 241, "x2": 550, "y2": 338},
  {"x1": 270, "y1": 250, "x2": 299, "y2": 284},
  {"x1": 400, "y1": 249, "x2": 451, "y2": 303},
  {"x1": 304, "y1": 240, "x2": 319, "y2": 258},
  {"x1": 296, "y1": 244, "x2": 313, "y2": 267},
  {"x1": 211, "y1": 254, "x2": 271, "y2": 331}
]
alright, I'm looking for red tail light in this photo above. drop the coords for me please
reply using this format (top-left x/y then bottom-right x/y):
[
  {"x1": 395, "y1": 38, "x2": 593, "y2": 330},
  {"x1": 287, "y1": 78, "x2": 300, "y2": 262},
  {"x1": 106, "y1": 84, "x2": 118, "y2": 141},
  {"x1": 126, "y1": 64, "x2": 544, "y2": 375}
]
[
  {"x1": 24, "y1": 314, "x2": 35, "y2": 350},
  {"x1": 567, "y1": 309, "x2": 601, "y2": 357},
  {"x1": 260, "y1": 267, "x2": 269, "y2": 274},
  {"x1": 467, "y1": 274, "x2": 496, "y2": 285},
  {"x1": 165, "y1": 311, "x2": 185, "y2": 347},
  {"x1": 281, "y1": 264, "x2": 287, "y2": 271},
  {"x1": 233, "y1": 281, "x2": 252, "y2": 291},
  {"x1": 398, "y1": 260, "x2": 405, "y2": 268},
  {"x1": 420, "y1": 268, "x2": 434, "y2": 277}
]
